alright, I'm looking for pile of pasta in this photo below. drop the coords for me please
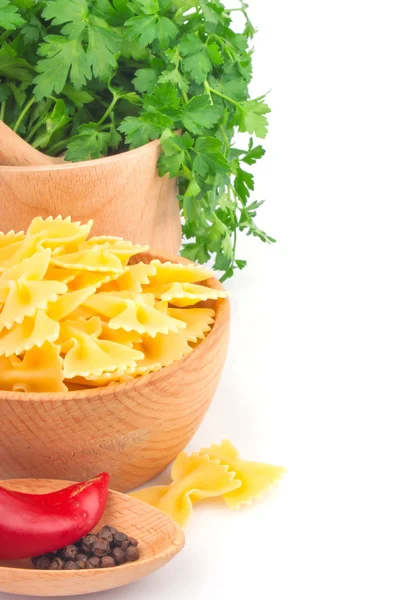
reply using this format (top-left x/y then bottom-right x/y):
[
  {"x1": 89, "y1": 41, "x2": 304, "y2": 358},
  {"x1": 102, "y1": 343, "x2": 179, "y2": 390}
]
[
  {"x1": 0, "y1": 216, "x2": 227, "y2": 393},
  {"x1": 131, "y1": 440, "x2": 285, "y2": 527}
]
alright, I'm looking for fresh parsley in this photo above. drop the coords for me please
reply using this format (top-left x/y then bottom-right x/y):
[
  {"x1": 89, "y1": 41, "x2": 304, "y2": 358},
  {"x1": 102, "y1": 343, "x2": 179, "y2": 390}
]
[{"x1": 0, "y1": 0, "x2": 274, "y2": 279}]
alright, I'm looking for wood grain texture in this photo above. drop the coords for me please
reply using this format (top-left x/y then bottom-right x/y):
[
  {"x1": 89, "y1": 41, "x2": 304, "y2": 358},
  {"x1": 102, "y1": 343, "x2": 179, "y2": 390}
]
[
  {"x1": 0, "y1": 252, "x2": 230, "y2": 492},
  {"x1": 0, "y1": 138, "x2": 181, "y2": 254},
  {"x1": 0, "y1": 478, "x2": 185, "y2": 597},
  {"x1": 0, "y1": 122, "x2": 64, "y2": 167}
]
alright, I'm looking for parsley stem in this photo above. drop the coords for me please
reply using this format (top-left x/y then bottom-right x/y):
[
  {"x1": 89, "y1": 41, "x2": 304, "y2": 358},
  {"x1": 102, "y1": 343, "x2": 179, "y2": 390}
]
[
  {"x1": 207, "y1": 85, "x2": 241, "y2": 109},
  {"x1": 97, "y1": 95, "x2": 119, "y2": 127},
  {"x1": 13, "y1": 97, "x2": 35, "y2": 134},
  {"x1": 26, "y1": 102, "x2": 56, "y2": 143},
  {"x1": 47, "y1": 139, "x2": 69, "y2": 156}
]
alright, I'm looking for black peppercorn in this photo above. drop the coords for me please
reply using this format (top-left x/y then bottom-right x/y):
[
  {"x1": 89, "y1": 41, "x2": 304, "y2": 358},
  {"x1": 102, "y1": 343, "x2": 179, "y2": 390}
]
[
  {"x1": 65, "y1": 561, "x2": 79, "y2": 570},
  {"x1": 111, "y1": 547, "x2": 126, "y2": 565},
  {"x1": 76, "y1": 553, "x2": 88, "y2": 569},
  {"x1": 125, "y1": 545, "x2": 140, "y2": 562},
  {"x1": 100, "y1": 556, "x2": 116, "y2": 568},
  {"x1": 81, "y1": 534, "x2": 98, "y2": 554},
  {"x1": 104, "y1": 525, "x2": 117, "y2": 535},
  {"x1": 128, "y1": 537, "x2": 139, "y2": 547},
  {"x1": 92, "y1": 539, "x2": 110, "y2": 557},
  {"x1": 49, "y1": 557, "x2": 65, "y2": 570},
  {"x1": 33, "y1": 556, "x2": 51, "y2": 570},
  {"x1": 98, "y1": 526, "x2": 114, "y2": 544},
  {"x1": 86, "y1": 556, "x2": 101, "y2": 569},
  {"x1": 112, "y1": 532, "x2": 128, "y2": 547},
  {"x1": 60, "y1": 545, "x2": 79, "y2": 561}
]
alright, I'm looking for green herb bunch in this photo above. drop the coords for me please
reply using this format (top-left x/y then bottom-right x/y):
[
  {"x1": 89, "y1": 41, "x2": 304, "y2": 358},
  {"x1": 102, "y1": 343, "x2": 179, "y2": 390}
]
[{"x1": 0, "y1": 0, "x2": 274, "y2": 279}]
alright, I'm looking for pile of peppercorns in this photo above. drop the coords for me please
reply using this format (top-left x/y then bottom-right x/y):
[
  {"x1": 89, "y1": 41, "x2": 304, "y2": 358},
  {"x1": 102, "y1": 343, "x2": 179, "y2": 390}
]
[{"x1": 32, "y1": 526, "x2": 140, "y2": 570}]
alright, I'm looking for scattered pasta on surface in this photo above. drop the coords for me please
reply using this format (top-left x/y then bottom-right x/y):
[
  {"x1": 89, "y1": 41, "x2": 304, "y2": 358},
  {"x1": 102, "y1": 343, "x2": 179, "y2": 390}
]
[
  {"x1": 130, "y1": 441, "x2": 285, "y2": 526},
  {"x1": 0, "y1": 216, "x2": 227, "y2": 392}
]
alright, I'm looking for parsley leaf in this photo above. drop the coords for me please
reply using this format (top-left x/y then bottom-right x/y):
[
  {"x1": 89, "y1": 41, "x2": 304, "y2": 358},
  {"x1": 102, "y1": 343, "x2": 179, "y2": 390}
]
[
  {"x1": 181, "y1": 95, "x2": 223, "y2": 134},
  {"x1": 65, "y1": 123, "x2": 110, "y2": 160},
  {"x1": 34, "y1": 35, "x2": 91, "y2": 99},
  {"x1": 0, "y1": 0, "x2": 25, "y2": 30}
]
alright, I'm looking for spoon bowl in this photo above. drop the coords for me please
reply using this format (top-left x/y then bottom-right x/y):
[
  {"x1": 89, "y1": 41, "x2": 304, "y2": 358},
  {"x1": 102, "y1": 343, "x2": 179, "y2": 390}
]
[{"x1": 0, "y1": 478, "x2": 185, "y2": 597}]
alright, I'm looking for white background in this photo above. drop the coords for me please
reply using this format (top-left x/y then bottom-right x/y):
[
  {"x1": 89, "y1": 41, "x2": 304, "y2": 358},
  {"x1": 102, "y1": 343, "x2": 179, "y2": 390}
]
[{"x1": 2, "y1": 0, "x2": 400, "y2": 598}]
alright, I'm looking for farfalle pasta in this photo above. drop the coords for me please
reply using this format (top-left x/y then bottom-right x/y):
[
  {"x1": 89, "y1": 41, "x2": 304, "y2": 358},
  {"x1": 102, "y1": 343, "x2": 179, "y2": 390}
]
[
  {"x1": 0, "y1": 216, "x2": 227, "y2": 392},
  {"x1": 130, "y1": 441, "x2": 285, "y2": 526}
]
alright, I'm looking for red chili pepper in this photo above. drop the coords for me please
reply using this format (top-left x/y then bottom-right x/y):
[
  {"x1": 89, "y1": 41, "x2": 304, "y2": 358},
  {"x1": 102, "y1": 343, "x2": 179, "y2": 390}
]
[{"x1": 0, "y1": 473, "x2": 109, "y2": 560}]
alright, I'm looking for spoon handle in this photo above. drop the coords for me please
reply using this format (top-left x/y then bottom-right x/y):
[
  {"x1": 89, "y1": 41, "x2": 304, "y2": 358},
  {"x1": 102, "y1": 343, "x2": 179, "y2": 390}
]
[{"x1": 0, "y1": 121, "x2": 63, "y2": 167}]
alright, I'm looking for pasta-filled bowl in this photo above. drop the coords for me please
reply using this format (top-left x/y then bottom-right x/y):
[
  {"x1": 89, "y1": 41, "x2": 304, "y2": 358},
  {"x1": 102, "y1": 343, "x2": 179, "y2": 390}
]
[{"x1": 0, "y1": 218, "x2": 230, "y2": 491}]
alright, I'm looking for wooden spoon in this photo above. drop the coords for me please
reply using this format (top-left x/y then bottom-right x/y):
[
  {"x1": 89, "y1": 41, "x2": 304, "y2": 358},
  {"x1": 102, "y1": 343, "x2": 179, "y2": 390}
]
[
  {"x1": 0, "y1": 478, "x2": 185, "y2": 597},
  {"x1": 0, "y1": 122, "x2": 65, "y2": 167}
]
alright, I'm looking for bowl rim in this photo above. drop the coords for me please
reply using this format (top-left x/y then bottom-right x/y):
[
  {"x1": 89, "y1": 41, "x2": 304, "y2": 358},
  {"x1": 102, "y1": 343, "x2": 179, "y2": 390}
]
[
  {"x1": 0, "y1": 139, "x2": 161, "y2": 174},
  {"x1": 0, "y1": 478, "x2": 185, "y2": 576},
  {"x1": 0, "y1": 251, "x2": 229, "y2": 403}
]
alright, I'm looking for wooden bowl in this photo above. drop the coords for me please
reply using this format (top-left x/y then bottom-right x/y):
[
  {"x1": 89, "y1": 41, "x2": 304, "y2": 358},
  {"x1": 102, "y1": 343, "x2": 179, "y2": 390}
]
[
  {"x1": 0, "y1": 478, "x2": 185, "y2": 597},
  {"x1": 0, "y1": 140, "x2": 181, "y2": 254},
  {"x1": 0, "y1": 252, "x2": 230, "y2": 491}
]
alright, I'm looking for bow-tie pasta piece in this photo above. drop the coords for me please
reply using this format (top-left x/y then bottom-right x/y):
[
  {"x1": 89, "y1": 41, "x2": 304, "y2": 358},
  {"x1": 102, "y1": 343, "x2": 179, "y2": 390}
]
[
  {"x1": 62, "y1": 324, "x2": 144, "y2": 378},
  {"x1": 83, "y1": 293, "x2": 186, "y2": 337},
  {"x1": 146, "y1": 260, "x2": 214, "y2": 285},
  {"x1": 131, "y1": 453, "x2": 241, "y2": 527},
  {"x1": 51, "y1": 248, "x2": 124, "y2": 273},
  {"x1": 100, "y1": 263, "x2": 157, "y2": 293},
  {"x1": 0, "y1": 249, "x2": 51, "y2": 303},
  {"x1": 46, "y1": 287, "x2": 96, "y2": 321},
  {"x1": 0, "y1": 342, "x2": 67, "y2": 392},
  {"x1": 0, "y1": 310, "x2": 59, "y2": 357},
  {"x1": 146, "y1": 282, "x2": 228, "y2": 307},
  {"x1": 168, "y1": 308, "x2": 215, "y2": 343},
  {"x1": 0, "y1": 279, "x2": 67, "y2": 330},
  {"x1": 80, "y1": 239, "x2": 148, "y2": 267},
  {"x1": 133, "y1": 330, "x2": 192, "y2": 375},
  {"x1": 28, "y1": 216, "x2": 93, "y2": 253},
  {"x1": 199, "y1": 441, "x2": 286, "y2": 509},
  {"x1": 57, "y1": 317, "x2": 102, "y2": 353}
]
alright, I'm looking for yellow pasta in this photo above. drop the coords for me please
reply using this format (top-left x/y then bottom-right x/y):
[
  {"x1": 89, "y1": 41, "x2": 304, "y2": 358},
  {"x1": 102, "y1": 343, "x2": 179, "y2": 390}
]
[
  {"x1": 131, "y1": 453, "x2": 240, "y2": 527},
  {"x1": 0, "y1": 249, "x2": 52, "y2": 303},
  {"x1": 167, "y1": 308, "x2": 215, "y2": 343},
  {"x1": 60, "y1": 321, "x2": 144, "y2": 378},
  {"x1": 83, "y1": 293, "x2": 187, "y2": 337},
  {"x1": 51, "y1": 248, "x2": 124, "y2": 273},
  {"x1": 80, "y1": 239, "x2": 148, "y2": 266},
  {"x1": 131, "y1": 441, "x2": 285, "y2": 525},
  {"x1": 147, "y1": 260, "x2": 213, "y2": 285},
  {"x1": 199, "y1": 441, "x2": 286, "y2": 509},
  {"x1": 68, "y1": 270, "x2": 122, "y2": 291},
  {"x1": 0, "y1": 342, "x2": 67, "y2": 392},
  {"x1": 47, "y1": 287, "x2": 96, "y2": 321},
  {"x1": 133, "y1": 330, "x2": 192, "y2": 375},
  {"x1": 145, "y1": 282, "x2": 227, "y2": 307},
  {"x1": 100, "y1": 263, "x2": 157, "y2": 293},
  {"x1": 0, "y1": 216, "x2": 223, "y2": 391},
  {"x1": 0, "y1": 231, "x2": 25, "y2": 268},
  {"x1": 28, "y1": 216, "x2": 93, "y2": 251},
  {"x1": 0, "y1": 279, "x2": 67, "y2": 330},
  {"x1": 0, "y1": 310, "x2": 59, "y2": 357}
]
